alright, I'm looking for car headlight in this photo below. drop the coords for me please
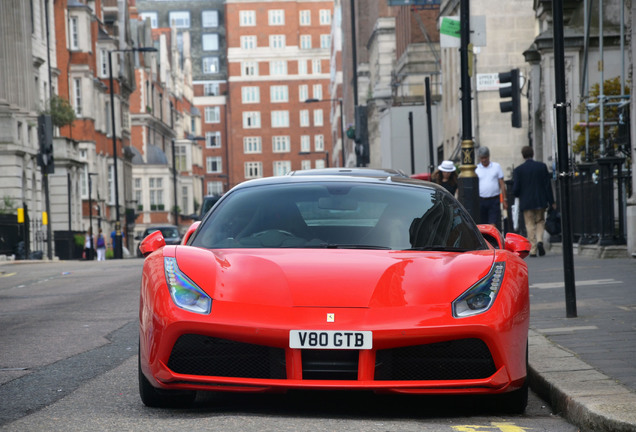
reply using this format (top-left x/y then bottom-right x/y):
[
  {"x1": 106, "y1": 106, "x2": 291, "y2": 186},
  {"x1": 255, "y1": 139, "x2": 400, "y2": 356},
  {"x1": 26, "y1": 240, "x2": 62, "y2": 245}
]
[
  {"x1": 452, "y1": 262, "x2": 505, "y2": 318},
  {"x1": 164, "y1": 257, "x2": 212, "y2": 314}
]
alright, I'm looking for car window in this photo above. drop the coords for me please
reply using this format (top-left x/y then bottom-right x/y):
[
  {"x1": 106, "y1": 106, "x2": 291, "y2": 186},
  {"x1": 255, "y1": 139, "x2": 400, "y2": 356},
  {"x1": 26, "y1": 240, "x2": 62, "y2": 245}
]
[
  {"x1": 191, "y1": 182, "x2": 487, "y2": 251},
  {"x1": 160, "y1": 228, "x2": 179, "y2": 239}
]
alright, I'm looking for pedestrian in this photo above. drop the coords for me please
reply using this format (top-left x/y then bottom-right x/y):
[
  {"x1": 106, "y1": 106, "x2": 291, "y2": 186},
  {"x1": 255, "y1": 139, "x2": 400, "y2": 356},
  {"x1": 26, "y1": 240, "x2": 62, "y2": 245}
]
[
  {"x1": 512, "y1": 145, "x2": 556, "y2": 257},
  {"x1": 475, "y1": 146, "x2": 508, "y2": 230},
  {"x1": 84, "y1": 231, "x2": 94, "y2": 260},
  {"x1": 431, "y1": 160, "x2": 458, "y2": 196},
  {"x1": 96, "y1": 229, "x2": 106, "y2": 261}
]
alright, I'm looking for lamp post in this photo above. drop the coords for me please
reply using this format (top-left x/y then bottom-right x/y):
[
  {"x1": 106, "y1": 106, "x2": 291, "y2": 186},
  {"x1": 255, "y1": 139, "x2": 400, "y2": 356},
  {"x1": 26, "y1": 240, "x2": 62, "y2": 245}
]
[
  {"x1": 88, "y1": 172, "x2": 97, "y2": 260},
  {"x1": 108, "y1": 46, "x2": 157, "y2": 259},
  {"x1": 304, "y1": 99, "x2": 345, "y2": 167}
]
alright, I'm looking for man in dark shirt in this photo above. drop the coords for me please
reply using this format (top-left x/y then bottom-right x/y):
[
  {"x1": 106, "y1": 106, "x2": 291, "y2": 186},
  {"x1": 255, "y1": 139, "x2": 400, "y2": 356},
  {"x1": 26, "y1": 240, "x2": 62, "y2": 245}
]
[{"x1": 512, "y1": 146, "x2": 556, "y2": 256}]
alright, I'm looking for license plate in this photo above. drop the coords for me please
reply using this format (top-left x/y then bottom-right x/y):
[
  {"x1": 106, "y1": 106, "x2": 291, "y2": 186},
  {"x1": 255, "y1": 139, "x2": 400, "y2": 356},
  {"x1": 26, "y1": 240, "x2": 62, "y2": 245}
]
[{"x1": 289, "y1": 330, "x2": 372, "y2": 349}]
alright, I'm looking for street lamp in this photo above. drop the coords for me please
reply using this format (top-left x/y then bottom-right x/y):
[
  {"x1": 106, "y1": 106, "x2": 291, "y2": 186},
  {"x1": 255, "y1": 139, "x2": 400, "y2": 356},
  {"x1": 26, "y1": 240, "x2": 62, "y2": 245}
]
[
  {"x1": 304, "y1": 99, "x2": 345, "y2": 167},
  {"x1": 108, "y1": 46, "x2": 157, "y2": 259},
  {"x1": 88, "y1": 172, "x2": 98, "y2": 260}
]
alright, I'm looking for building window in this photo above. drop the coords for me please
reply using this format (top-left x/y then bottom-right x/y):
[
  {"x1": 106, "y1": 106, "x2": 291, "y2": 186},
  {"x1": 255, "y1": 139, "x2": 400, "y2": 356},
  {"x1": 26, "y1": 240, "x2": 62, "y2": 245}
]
[
  {"x1": 206, "y1": 156, "x2": 222, "y2": 173},
  {"x1": 239, "y1": 10, "x2": 255, "y2": 26},
  {"x1": 299, "y1": 85, "x2": 308, "y2": 102},
  {"x1": 240, "y1": 36, "x2": 257, "y2": 49},
  {"x1": 299, "y1": 110, "x2": 309, "y2": 127},
  {"x1": 140, "y1": 12, "x2": 158, "y2": 28},
  {"x1": 270, "y1": 85, "x2": 288, "y2": 103},
  {"x1": 69, "y1": 16, "x2": 79, "y2": 50},
  {"x1": 242, "y1": 61, "x2": 258, "y2": 77},
  {"x1": 301, "y1": 160, "x2": 311, "y2": 170},
  {"x1": 243, "y1": 136, "x2": 262, "y2": 154},
  {"x1": 272, "y1": 136, "x2": 290, "y2": 153},
  {"x1": 268, "y1": 10, "x2": 284, "y2": 25},
  {"x1": 206, "y1": 131, "x2": 221, "y2": 148},
  {"x1": 99, "y1": 49, "x2": 108, "y2": 78},
  {"x1": 243, "y1": 111, "x2": 261, "y2": 128},
  {"x1": 202, "y1": 34, "x2": 219, "y2": 51},
  {"x1": 298, "y1": 60, "x2": 307, "y2": 75},
  {"x1": 175, "y1": 145, "x2": 187, "y2": 172},
  {"x1": 271, "y1": 111, "x2": 289, "y2": 128},
  {"x1": 133, "y1": 177, "x2": 142, "y2": 207},
  {"x1": 245, "y1": 161, "x2": 263, "y2": 179},
  {"x1": 169, "y1": 11, "x2": 190, "y2": 28},
  {"x1": 312, "y1": 59, "x2": 322, "y2": 74},
  {"x1": 299, "y1": 10, "x2": 311, "y2": 26},
  {"x1": 269, "y1": 60, "x2": 287, "y2": 76},
  {"x1": 300, "y1": 35, "x2": 312, "y2": 50},
  {"x1": 319, "y1": 10, "x2": 331, "y2": 25},
  {"x1": 149, "y1": 177, "x2": 164, "y2": 207},
  {"x1": 202, "y1": 10, "x2": 218, "y2": 28},
  {"x1": 300, "y1": 135, "x2": 311, "y2": 153},
  {"x1": 205, "y1": 106, "x2": 220, "y2": 123},
  {"x1": 269, "y1": 35, "x2": 285, "y2": 49},
  {"x1": 313, "y1": 109, "x2": 323, "y2": 126},
  {"x1": 202, "y1": 57, "x2": 219, "y2": 73},
  {"x1": 241, "y1": 86, "x2": 260, "y2": 103},
  {"x1": 203, "y1": 82, "x2": 219, "y2": 96},
  {"x1": 105, "y1": 99, "x2": 111, "y2": 136},
  {"x1": 320, "y1": 34, "x2": 331, "y2": 49},
  {"x1": 73, "y1": 78, "x2": 82, "y2": 117},
  {"x1": 312, "y1": 84, "x2": 322, "y2": 100},
  {"x1": 182, "y1": 186, "x2": 188, "y2": 213},
  {"x1": 273, "y1": 160, "x2": 292, "y2": 177},
  {"x1": 314, "y1": 135, "x2": 325, "y2": 151},
  {"x1": 207, "y1": 181, "x2": 223, "y2": 196},
  {"x1": 315, "y1": 159, "x2": 326, "y2": 169}
]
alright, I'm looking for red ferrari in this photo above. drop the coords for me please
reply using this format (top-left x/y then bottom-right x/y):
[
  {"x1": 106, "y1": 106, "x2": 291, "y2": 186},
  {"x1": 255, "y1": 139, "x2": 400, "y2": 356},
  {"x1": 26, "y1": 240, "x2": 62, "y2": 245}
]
[{"x1": 138, "y1": 172, "x2": 531, "y2": 411}]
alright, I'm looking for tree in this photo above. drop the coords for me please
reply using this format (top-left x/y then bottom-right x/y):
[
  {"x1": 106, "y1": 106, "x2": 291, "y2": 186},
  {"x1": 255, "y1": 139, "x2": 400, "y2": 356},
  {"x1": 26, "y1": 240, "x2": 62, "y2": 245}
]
[{"x1": 43, "y1": 95, "x2": 76, "y2": 129}]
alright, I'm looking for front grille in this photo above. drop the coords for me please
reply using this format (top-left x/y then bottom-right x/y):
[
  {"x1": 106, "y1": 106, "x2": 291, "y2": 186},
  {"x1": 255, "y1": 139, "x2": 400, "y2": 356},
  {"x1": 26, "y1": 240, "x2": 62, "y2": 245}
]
[
  {"x1": 167, "y1": 334, "x2": 286, "y2": 379},
  {"x1": 302, "y1": 350, "x2": 359, "y2": 380},
  {"x1": 375, "y1": 338, "x2": 496, "y2": 381}
]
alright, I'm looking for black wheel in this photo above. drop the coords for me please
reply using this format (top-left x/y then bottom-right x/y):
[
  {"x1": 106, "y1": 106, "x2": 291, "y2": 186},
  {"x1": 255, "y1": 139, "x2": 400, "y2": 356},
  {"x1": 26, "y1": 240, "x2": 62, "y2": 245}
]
[
  {"x1": 494, "y1": 342, "x2": 529, "y2": 414},
  {"x1": 138, "y1": 346, "x2": 196, "y2": 408}
]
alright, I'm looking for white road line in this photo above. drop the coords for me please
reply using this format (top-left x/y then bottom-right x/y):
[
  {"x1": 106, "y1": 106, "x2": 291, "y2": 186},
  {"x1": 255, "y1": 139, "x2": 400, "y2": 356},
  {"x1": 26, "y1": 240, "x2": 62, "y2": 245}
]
[
  {"x1": 530, "y1": 279, "x2": 623, "y2": 289},
  {"x1": 538, "y1": 325, "x2": 599, "y2": 334}
]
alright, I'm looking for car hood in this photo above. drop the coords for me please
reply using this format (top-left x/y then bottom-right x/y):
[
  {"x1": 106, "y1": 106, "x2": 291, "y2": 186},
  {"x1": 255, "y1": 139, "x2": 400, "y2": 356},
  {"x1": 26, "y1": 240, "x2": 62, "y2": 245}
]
[{"x1": 175, "y1": 248, "x2": 495, "y2": 308}]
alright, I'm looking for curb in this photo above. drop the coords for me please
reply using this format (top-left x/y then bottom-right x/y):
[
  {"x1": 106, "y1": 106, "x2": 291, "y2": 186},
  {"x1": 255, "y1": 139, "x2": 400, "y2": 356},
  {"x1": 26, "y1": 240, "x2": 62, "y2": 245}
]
[{"x1": 528, "y1": 329, "x2": 636, "y2": 432}]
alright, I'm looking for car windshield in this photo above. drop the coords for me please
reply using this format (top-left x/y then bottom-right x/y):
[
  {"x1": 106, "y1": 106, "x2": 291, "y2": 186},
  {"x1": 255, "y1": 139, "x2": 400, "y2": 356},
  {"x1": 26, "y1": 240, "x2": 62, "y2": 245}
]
[
  {"x1": 160, "y1": 228, "x2": 179, "y2": 239},
  {"x1": 191, "y1": 182, "x2": 487, "y2": 251}
]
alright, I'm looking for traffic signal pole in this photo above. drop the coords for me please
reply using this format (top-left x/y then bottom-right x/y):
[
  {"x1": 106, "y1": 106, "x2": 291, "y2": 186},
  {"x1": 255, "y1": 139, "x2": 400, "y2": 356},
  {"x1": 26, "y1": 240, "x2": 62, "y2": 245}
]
[{"x1": 457, "y1": 0, "x2": 480, "y2": 223}]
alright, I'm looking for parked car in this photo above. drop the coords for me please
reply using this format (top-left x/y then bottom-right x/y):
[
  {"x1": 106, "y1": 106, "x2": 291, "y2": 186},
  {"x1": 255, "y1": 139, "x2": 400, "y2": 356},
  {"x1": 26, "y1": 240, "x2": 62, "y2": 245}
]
[
  {"x1": 198, "y1": 195, "x2": 221, "y2": 220},
  {"x1": 136, "y1": 225, "x2": 181, "y2": 257},
  {"x1": 138, "y1": 169, "x2": 531, "y2": 411}
]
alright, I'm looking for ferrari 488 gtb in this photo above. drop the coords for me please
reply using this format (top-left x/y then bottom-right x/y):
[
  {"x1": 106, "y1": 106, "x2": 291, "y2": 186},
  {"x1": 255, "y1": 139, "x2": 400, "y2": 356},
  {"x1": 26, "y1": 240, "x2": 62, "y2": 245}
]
[{"x1": 138, "y1": 172, "x2": 531, "y2": 411}]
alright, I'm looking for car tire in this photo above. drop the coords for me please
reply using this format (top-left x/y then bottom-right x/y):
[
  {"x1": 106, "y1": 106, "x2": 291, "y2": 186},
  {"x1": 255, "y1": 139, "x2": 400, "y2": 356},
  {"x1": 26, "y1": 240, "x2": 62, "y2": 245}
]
[
  {"x1": 494, "y1": 342, "x2": 529, "y2": 414},
  {"x1": 138, "y1": 345, "x2": 196, "y2": 408}
]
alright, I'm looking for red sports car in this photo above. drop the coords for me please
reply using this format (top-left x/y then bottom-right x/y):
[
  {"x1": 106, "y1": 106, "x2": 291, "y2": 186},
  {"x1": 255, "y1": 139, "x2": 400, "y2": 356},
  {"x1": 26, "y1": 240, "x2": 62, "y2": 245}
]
[{"x1": 138, "y1": 172, "x2": 531, "y2": 411}]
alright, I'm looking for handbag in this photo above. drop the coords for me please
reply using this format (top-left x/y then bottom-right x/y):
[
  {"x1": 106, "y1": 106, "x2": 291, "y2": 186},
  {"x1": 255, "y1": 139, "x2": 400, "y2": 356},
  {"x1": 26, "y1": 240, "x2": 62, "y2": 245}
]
[{"x1": 545, "y1": 208, "x2": 561, "y2": 235}]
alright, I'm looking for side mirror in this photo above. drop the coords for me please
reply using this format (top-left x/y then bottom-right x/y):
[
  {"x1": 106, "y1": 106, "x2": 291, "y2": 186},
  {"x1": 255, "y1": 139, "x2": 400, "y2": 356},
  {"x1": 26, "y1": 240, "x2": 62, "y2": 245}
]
[
  {"x1": 477, "y1": 224, "x2": 504, "y2": 249},
  {"x1": 181, "y1": 221, "x2": 201, "y2": 244},
  {"x1": 139, "y1": 230, "x2": 166, "y2": 257},
  {"x1": 504, "y1": 233, "x2": 531, "y2": 259}
]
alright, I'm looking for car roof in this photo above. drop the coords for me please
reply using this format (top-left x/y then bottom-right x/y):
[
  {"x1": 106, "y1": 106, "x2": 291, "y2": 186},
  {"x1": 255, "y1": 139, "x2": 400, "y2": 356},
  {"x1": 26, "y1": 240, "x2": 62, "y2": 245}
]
[
  {"x1": 144, "y1": 225, "x2": 179, "y2": 231},
  {"x1": 288, "y1": 167, "x2": 409, "y2": 178},
  {"x1": 231, "y1": 169, "x2": 444, "y2": 193}
]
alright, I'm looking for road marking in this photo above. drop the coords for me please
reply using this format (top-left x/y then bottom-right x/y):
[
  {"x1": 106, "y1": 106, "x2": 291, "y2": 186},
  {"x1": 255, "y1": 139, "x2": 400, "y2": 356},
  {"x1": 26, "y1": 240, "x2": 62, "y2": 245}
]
[
  {"x1": 0, "y1": 272, "x2": 16, "y2": 278},
  {"x1": 530, "y1": 278, "x2": 622, "y2": 289},
  {"x1": 538, "y1": 325, "x2": 598, "y2": 334},
  {"x1": 452, "y1": 422, "x2": 531, "y2": 431}
]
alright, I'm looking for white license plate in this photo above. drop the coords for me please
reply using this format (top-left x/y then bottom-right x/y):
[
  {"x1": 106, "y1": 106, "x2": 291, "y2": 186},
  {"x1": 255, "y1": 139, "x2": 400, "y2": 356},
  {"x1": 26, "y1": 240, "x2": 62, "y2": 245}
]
[{"x1": 289, "y1": 330, "x2": 372, "y2": 349}]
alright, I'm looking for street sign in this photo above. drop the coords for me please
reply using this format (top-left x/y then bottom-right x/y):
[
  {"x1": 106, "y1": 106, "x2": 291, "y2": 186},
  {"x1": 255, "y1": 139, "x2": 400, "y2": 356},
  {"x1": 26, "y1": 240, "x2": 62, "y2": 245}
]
[{"x1": 439, "y1": 16, "x2": 486, "y2": 48}]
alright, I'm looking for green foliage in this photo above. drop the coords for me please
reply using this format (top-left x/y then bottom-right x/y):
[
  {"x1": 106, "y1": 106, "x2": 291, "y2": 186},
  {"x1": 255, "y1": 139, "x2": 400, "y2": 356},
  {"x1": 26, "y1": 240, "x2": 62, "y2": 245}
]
[
  {"x1": 74, "y1": 234, "x2": 85, "y2": 247},
  {"x1": 43, "y1": 95, "x2": 76, "y2": 129},
  {"x1": 0, "y1": 196, "x2": 16, "y2": 214},
  {"x1": 572, "y1": 77, "x2": 630, "y2": 158}
]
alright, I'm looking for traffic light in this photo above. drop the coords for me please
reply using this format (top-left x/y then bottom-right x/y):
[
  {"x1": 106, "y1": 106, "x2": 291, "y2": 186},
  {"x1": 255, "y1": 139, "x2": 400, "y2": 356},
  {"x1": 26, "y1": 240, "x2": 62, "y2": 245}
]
[
  {"x1": 354, "y1": 105, "x2": 369, "y2": 166},
  {"x1": 37, "y1": 114, "x2": 55, "y2": 173},
  {"x1": 498, "y1": 68, "x2": 521, "y2": 128}
]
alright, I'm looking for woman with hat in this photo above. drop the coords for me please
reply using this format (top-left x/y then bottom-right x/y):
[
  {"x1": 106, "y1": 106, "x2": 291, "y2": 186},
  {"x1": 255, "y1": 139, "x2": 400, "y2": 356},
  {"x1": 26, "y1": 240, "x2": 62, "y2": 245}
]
[{"x1": 431, "y1": 160, "x2": 458, "y2": 196}]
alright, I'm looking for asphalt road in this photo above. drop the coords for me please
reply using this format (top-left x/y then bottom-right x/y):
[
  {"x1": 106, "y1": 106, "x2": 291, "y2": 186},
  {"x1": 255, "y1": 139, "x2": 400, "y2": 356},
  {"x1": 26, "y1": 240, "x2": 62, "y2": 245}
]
[{"x1": 0, "y1": 258, "x2": 578, "y2": 432}]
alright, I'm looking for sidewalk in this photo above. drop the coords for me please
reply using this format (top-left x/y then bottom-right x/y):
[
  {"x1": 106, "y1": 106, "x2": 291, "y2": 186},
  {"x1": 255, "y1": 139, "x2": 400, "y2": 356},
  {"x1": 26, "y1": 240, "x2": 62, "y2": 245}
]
[{"x1": 526, "y1": 248, "x2": 636, "y2": 432}]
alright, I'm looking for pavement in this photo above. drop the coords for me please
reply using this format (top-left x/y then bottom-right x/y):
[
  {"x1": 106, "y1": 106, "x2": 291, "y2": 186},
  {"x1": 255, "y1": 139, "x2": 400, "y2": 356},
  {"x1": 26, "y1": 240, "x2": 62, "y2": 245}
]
[{"x1": 526, "y1": 247, "x2": 636, "y2": 432}]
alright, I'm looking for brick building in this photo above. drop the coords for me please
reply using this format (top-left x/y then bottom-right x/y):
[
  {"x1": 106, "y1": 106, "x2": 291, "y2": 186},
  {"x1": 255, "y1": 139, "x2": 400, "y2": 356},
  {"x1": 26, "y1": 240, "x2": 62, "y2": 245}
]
[{"x1": 225, "y1": 0, "x2": 337, "y2": 188}]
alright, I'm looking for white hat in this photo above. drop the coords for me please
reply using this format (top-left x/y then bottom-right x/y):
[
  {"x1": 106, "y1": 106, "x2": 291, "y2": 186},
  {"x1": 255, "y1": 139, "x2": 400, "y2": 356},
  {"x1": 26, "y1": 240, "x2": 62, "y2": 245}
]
[{"x1": 438, "y1": 160, "x2": 456, "y2": 172}]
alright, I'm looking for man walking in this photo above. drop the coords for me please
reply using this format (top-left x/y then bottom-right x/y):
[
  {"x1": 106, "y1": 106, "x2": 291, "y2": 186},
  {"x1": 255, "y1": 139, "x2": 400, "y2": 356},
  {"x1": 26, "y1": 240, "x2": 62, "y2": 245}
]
[
  {"x1": 476, "y1": 146, "x2": 507, "y2": 230},
  {"x1": 512, "y1": 146, "x2": 555, "y2": 256}
]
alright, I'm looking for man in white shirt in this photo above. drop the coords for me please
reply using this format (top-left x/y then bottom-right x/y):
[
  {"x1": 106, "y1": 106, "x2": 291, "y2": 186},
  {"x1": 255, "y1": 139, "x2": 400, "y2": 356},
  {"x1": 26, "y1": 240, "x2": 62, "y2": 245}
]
[{"x1": 475, "y1": 146, "x2": 507, "y2": 230}]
